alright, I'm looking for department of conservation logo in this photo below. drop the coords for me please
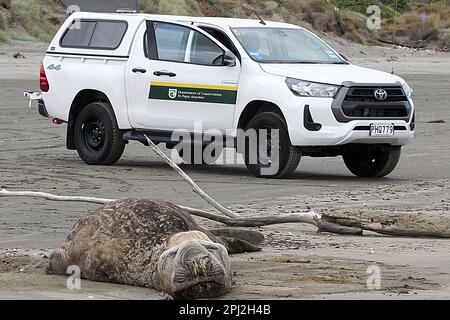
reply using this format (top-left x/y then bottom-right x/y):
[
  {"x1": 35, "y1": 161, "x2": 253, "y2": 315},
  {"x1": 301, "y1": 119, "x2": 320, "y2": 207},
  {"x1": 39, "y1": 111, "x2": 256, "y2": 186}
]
[{"x1": 168, "y1": 89, "x2": 178, "y2": 99}]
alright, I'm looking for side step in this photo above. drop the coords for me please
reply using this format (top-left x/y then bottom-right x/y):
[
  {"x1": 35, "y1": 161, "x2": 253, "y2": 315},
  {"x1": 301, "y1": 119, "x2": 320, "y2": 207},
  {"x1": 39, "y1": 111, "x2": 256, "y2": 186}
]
[{"x1": 123, "y1": 130, "x2": 237, "y2": 148}]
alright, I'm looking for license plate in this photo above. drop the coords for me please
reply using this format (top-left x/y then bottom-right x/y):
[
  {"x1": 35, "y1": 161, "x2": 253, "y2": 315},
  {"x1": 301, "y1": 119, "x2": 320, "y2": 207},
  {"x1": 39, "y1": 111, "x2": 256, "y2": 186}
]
[{"x1": 370, "y1": 123, "x2": 395, "y2": 137}]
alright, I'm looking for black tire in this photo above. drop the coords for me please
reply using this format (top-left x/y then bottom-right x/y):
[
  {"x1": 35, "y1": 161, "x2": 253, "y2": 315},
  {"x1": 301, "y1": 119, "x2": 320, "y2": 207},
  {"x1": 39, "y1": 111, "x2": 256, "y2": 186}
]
[
  {"x1": 176, "y1": 144, "x2": 222, "y2": 165},
  {"x1": 343, "y1": 146, "x2": 401, "y2": 177},
  {"x1": 241, "y1": 112, "x2": 301, "y2": 178},
  {"x1": 74, "y1": 102, "x2": 125, "y2": 165}
]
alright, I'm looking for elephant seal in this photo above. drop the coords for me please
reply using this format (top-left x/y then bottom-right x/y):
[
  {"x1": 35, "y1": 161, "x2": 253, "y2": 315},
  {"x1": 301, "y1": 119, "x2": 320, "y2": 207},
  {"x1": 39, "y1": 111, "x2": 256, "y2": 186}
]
[{"x1": 46, "y1": 199, "x2": 262, "y2": 299}]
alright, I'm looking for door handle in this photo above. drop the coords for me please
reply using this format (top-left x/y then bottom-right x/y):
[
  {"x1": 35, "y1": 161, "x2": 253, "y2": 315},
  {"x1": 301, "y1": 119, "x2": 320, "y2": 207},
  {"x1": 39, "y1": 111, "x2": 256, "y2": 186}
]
[
  {"x1": 154, "y1": 71, "x2": 177, "y2": 77},
  {"x1": 132, "y1": 68, "x2": 147, "y2": 74}
]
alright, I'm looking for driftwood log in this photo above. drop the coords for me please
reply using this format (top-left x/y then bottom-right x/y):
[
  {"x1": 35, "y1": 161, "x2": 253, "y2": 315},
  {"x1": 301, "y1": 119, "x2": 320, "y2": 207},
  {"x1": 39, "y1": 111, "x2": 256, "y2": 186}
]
[
  {"x1": 1, "y1": 135, "x2": 449, "y2": 239},
  {"x1": 375, "y1": 37, "x2": 437, "y2": 50},
  {"x1": 322, "y1": 209, "x2": 450, "y2": 238},
  {"x1": 2, "y1": 189, "x2": 449, "y2": 238}
]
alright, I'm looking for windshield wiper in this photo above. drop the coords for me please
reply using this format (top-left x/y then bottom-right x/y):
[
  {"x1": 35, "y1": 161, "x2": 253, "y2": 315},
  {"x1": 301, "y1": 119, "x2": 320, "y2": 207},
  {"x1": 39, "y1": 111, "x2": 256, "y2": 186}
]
[
  {"x1": 260, "y1": 61, "x2": 349, "y2": 64},
  {"x1": 271, "y1": 61, "x2": 323, "y2": 64}
]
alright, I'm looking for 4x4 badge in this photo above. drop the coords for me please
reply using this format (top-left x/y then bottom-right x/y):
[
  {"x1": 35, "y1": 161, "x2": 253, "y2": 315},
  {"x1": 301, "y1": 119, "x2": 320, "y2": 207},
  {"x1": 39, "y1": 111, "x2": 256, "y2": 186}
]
[
  {"x1": 47, "y1": 64, "x2": 61, "y2": 71},
  {"x1": 374, "y1": 88, "x2": 388, "y2": 101},
  {"x1": 168, "y1": 89, "x2": 178, "y2": 99}
]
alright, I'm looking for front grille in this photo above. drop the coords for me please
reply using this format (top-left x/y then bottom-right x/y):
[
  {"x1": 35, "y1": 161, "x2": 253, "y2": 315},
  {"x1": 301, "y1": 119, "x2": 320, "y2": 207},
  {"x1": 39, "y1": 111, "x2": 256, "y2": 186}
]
[
  {"x1": 345, "y1": 87, "x2": 407, "y2": 102},
  {"x1": 332, "y1": 85, "x2": 412, "y2": 123},
  {"x1": 346, "y1": 105, "x2": 408, "y2": 118}
]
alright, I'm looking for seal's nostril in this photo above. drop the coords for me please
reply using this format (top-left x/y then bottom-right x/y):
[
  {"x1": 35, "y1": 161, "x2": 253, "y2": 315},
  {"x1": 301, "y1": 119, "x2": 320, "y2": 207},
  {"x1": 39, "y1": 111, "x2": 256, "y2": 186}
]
[
  {"x1": 188, "y1": 256, "x2": 213, "y2": 276},
  {"x1": 205, "y1": 258, "x2": 214, "y2": 271}
]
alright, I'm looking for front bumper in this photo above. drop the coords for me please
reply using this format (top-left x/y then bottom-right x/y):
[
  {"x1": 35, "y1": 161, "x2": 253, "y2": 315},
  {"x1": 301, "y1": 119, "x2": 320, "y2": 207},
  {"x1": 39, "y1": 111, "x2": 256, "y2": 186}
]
[
  {"x1": 283, "y1": 91, "x2": 415, "y2": 147},
  {"x1": 288, "y1": 120, "x2": 415, "y2": 146}
]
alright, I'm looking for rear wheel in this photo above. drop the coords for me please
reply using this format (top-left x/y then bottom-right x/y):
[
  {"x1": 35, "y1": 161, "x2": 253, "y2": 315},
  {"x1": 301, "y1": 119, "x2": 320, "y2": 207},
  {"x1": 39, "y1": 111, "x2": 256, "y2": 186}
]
[
  {"x1": 74, "y1": 102, "x2": 125, "y2": 165},
  {"x1": 241, "y1": 112, "x2": 301, "y2": 178},
  {"x1": 343, "y1": 146, "x2": 401, "y2": 177}
]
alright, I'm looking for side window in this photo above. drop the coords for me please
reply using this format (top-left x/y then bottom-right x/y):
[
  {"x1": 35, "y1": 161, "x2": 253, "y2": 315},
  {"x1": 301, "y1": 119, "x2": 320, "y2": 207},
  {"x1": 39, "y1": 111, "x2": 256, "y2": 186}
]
[
  {"x1": 89, "y1": 21, "x2": 128, "y2": 49},
  {"x1": 60, "y1": 21, "x2": 96, "y2": 48},
  {"x1": 60, "y1": 20, "x2": 128, "y2": 50},
  {"x1": 154, "y1": 22, "x2": 190, "y2": 62},
  {"x1": 199, "y1": 27, "x2": 241, "y2": 61},
  {"x1": 148, "y1": 22, "x2": 225, "y2": 66},
  {"x1": 189, "y1": 31, "x2": 224, "y2": 65}
]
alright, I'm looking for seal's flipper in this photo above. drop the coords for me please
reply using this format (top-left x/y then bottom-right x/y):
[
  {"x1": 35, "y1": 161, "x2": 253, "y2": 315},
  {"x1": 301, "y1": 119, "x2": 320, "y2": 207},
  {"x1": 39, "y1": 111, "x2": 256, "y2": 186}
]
[
  {"x1": 209, "y1": 229, "x2": 265, "y2": 246},
  {"x1": 218, "y1": 236, "x2": 262, "y2": 254}
]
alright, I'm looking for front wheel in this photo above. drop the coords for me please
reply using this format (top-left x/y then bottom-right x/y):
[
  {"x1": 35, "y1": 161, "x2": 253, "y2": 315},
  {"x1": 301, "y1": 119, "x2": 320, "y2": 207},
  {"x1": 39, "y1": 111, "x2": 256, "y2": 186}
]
[
  {"x1": 343, "y1": 146, "x2": 401, "y2": 177},
  {"x1": 241, "y1": 112, "x2": 301, "y2": 179},
  {"x1": 74, "y1": 102, "x2": 125, "y2": 165}
]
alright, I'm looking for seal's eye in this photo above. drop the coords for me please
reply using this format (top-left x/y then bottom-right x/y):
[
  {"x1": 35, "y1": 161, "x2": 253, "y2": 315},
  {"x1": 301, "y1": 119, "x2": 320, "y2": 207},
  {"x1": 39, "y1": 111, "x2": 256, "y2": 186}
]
[
  {"x1": 165, "y1": 250, "x2": 177, "y2": 258},
  {"x1": 202, "y1": 244, "x2": 219, "y2": 251}
]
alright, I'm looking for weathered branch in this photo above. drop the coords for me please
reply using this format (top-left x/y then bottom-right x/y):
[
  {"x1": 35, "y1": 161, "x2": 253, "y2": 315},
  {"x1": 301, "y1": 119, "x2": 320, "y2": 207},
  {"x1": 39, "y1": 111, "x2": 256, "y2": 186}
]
[
  {"x1": 0, "y1": 188, "x2": 361, "y2": 234},
  {"x1": 3, "y1": 189, "x2": 449, "y2": 238},
  {"x1": 376, "y1": 37, "x2": 426, "y2": 49},
  {"x1": 140, "y1": 136, "x2": 363, "y2": 234},
  {"x1": 0, "y1": 189, "x2": 115, "y2": 204},
  {"x1": 0, "y1": 188, "x2": 227, "y2": 223},
  {"x1": 143, "y1": 135, "x2": 240, "y2": 219}
]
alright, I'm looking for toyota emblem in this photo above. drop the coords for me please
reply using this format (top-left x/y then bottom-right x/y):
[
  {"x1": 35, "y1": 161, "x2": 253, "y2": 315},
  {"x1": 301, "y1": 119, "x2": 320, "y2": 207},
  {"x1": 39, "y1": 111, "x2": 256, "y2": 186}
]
[{"x1": 374, "y1": 88, "x2": 388, "y2": 101}]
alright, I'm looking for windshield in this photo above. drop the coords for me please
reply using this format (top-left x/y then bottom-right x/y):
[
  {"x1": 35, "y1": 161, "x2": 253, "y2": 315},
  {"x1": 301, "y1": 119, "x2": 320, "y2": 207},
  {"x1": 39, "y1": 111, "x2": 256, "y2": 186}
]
[{"x1": 232, "y1": 28, "x2": 346, "y2": 64}]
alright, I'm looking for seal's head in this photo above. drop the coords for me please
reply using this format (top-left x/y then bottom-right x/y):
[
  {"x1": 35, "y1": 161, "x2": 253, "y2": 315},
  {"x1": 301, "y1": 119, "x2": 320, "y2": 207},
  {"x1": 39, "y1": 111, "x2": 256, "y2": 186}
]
[{"x1": 156, "y1": 231, "x2": 231, "y2": 299}]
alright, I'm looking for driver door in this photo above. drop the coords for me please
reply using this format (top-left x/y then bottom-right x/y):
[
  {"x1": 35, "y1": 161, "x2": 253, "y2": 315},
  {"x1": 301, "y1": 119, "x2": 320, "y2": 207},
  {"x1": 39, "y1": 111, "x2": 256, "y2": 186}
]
[{"x1": 127, "y1": 20, "x2": 241, "y2": 133}]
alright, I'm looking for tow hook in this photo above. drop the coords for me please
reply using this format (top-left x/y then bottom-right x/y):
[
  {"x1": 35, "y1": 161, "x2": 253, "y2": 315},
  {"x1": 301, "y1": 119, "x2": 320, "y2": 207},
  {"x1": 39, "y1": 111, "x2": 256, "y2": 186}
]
[{"x1": 52, "y1": 118, "x2": 65, "y2": 125}]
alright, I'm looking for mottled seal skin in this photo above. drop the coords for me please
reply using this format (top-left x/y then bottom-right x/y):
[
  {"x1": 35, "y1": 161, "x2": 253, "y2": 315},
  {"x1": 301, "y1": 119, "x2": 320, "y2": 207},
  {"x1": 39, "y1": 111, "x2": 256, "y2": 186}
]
[{"x1": 46, "y1": 199, "x2": 231, "y2": 299}]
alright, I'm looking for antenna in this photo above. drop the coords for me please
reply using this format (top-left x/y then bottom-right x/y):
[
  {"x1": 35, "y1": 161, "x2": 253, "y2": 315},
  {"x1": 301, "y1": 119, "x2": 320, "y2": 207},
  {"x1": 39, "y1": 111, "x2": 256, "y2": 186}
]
[
  {"x1": 253, "y1": 10, "x2": 266, "y2": 25},
  {"x1": 392, "y1": 0, "x2": 399, "y2": 74}
]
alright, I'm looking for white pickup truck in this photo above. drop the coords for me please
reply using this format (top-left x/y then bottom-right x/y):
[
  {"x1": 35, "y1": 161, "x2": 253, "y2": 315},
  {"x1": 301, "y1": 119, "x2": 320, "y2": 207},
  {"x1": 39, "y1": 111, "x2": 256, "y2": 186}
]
[{"x1": 28, "y1": 11, "x2": 415, "y2": 178}]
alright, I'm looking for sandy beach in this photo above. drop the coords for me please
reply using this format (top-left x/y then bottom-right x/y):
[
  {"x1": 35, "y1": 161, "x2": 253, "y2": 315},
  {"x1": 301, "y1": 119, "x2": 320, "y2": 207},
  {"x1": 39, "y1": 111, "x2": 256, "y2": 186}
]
[{"x1": 1, "y1": 38, "x2": 449, "y2": 299}]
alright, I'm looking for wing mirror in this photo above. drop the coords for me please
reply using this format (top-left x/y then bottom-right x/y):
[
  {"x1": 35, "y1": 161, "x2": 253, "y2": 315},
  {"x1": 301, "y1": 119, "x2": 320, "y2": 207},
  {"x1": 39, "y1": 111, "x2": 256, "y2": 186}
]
[{"x1": 223, "y1": 51, "x2": 237, "y2": 67}]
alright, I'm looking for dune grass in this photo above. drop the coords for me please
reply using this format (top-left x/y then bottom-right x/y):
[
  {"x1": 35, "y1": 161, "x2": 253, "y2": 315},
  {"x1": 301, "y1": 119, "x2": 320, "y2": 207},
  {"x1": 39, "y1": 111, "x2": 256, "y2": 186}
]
[
  {"x1": 139, "y1": 0, "x2": 369, "y2": 43},
  {"x1": 378, "y1": 1, "x2": 450, "y2": 47},
  {"x1": 9, "y1": 0, "x2": 63, "y2": 42},
  {"x1": 0, "y1": 30, "x2": 10, "y2": 43},
  {"x1": 331, "y1": 0, "x2": 450, "y2": 47},
  {"x1": 0, "y1": 0, "x2": 449, "y2": 47},
  {"x1": 0, "y1": 0, "x2": 64, "y2": 43}
]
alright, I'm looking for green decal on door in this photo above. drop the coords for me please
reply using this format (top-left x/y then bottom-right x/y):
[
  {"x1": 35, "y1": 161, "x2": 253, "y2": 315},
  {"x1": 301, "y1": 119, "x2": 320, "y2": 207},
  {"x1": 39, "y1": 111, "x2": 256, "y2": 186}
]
[{"x1": 149, "y1": 82, "x2": 238, "y2": 105}]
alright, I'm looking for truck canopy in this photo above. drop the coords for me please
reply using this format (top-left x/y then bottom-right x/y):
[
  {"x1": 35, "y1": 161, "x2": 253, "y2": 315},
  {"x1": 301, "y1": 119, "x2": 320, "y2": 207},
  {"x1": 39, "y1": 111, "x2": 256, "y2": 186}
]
[{"x1": 59, "y1": 0, "x2": 139, "y2": 13}]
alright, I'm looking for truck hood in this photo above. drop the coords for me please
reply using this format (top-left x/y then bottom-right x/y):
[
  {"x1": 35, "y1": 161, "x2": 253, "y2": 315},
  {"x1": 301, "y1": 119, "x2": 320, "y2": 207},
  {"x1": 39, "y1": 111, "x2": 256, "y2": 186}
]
[{"x1": 259, "y1": 63, "x2": 405, "y2": 86}]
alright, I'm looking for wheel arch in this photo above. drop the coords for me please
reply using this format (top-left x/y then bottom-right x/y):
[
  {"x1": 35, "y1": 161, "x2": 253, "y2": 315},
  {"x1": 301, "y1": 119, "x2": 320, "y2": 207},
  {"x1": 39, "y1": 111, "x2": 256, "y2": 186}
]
[
  {"x1": 66, "y1": 89, "x2": 113, "y2": 150},
  {"x1": 237, "y1": 100, "x2": 287, "y2": 131}
]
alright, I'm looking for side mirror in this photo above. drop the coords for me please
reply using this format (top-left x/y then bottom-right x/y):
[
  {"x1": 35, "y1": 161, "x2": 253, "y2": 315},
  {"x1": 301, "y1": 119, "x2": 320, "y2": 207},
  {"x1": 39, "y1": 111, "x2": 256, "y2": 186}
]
[
  {"x1": 223, "y1": 51, "x2": 237, "y2": 67},
  {"x1": 339, "y1": 53, "x2": 350, "y2": 62}
]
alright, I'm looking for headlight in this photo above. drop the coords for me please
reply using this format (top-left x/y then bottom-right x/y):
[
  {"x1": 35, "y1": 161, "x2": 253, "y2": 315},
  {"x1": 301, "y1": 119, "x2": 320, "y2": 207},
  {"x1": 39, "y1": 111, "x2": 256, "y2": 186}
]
[
  {"x1": 286, "y1": 78, "x2": 339, "y2": 98},
  {"x1": 402, "y1": 83, "x2": 413, "y2": 98}
]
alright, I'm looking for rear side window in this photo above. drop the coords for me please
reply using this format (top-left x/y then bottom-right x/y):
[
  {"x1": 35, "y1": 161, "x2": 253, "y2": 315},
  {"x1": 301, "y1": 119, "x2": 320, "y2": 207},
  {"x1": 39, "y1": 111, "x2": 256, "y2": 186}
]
[
  {"x1": 148, "y1": 21, "x2": 225, "y2": 66},
  {"x1": 154, "y1": 22, "x2": 190, "y2": 62},
  {"x1": 60, "y1": 21, "x2": 96, "y2": 48},
  {"x1": 60, "y1": 20, "x2": 128, "y2": 50}
]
